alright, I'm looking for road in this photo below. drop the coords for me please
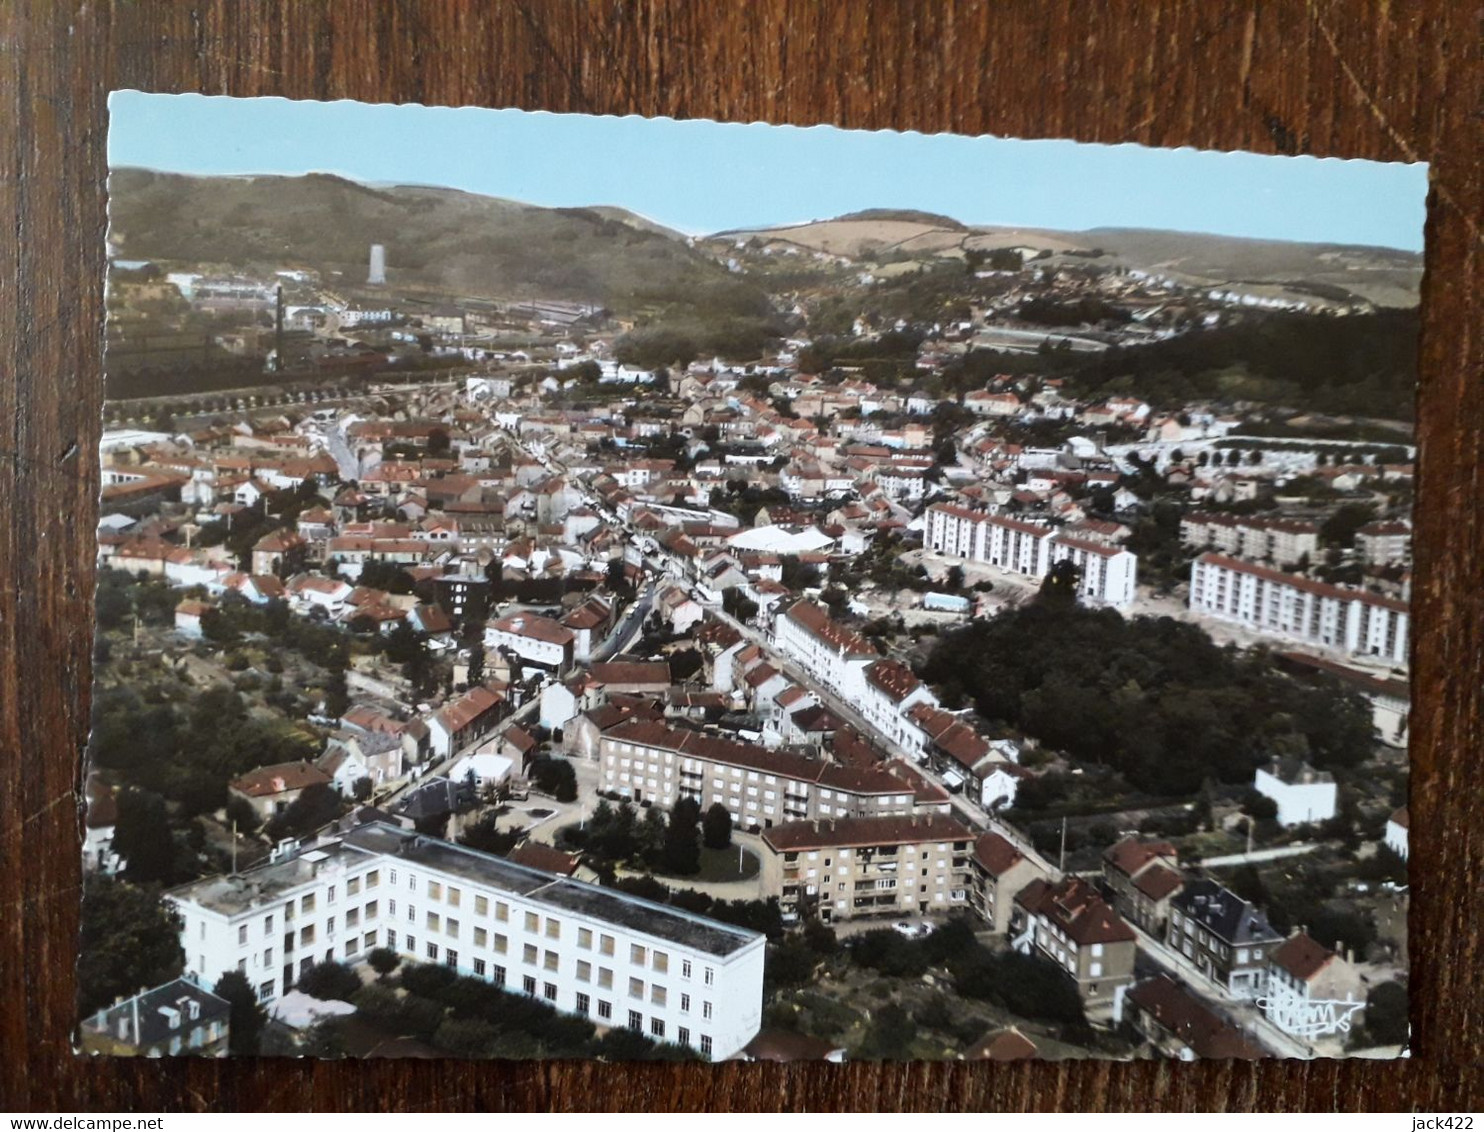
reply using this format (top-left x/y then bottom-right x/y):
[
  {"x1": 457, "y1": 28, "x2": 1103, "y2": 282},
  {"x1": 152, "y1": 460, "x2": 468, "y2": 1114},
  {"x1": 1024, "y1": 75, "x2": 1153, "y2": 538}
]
[{"x1": 591, "y1": 581, "x2": 656, "y2": 662}]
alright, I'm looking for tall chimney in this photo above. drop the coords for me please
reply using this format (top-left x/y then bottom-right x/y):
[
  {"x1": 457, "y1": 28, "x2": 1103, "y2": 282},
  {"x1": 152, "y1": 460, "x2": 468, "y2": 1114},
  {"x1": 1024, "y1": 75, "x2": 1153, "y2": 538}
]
[
  {"x1": 273, "y1": 285, "x2": 285, "y2": 372},
  {"x1": 368, "y1": 243, "x2": 386, "y2": 286}
]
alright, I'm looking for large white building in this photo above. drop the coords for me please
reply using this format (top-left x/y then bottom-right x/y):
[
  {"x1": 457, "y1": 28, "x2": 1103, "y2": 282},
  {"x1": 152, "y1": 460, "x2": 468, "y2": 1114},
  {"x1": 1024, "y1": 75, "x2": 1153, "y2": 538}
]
[
  {"x1": 771, "y1": 600, "x2": 878, "y2": 701},
  {"x1": 923, "y1": 504, "x2": 1137, "y2": 606},
  {"x1": 166, "y1": 822, "x2": 766, "y2": 1059},
  {"x1": 1189, "y1": 553, "x2": 1409, "y2": 664}
]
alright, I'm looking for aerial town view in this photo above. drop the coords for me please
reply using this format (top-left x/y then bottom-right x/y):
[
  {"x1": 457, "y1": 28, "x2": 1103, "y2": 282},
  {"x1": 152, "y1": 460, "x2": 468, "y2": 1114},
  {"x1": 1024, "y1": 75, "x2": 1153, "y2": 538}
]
[{"x1": 79, "y1": 96, "x2": 1422, "y2": 1063}]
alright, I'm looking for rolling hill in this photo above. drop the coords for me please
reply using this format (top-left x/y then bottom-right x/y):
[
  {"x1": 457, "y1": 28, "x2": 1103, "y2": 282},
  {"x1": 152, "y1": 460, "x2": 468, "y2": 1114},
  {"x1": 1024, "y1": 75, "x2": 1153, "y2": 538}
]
[{"x1": 107, "y1": 168, "x2": 770, "y2": 320}]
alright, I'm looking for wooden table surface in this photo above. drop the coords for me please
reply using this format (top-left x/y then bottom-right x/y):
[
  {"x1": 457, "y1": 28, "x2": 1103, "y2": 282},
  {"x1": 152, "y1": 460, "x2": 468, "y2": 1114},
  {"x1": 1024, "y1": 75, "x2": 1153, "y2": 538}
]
[{"x1": 2, "y1": 0, "x2": 1481, "y2": 1112}]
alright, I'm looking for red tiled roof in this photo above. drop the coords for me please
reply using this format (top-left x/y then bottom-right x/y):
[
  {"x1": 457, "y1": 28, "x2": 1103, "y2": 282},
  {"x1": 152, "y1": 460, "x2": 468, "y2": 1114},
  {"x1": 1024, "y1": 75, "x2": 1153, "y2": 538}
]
[
  {"x1": 865, "y1": 658, "x2": 923, "y2": 703},
  {"x1": 782, "y1": 600, "x2": 876, "y2": 659},
  {"x1": 972, "y1": 831, "x2": 1026, "y2": 877},
  {"x1": 761, "y1": 814, "x2": 972, "y2": 853},
  {"x1": 1015, "y1": 877, "x2": 1136, "y2": 946},
  {"x1": 229, "y1": 761, "x2": 330, "y2": 798},
  {"x1": 1127, "y1": 976, "x2": 1263, "y2": 1059},
  {"x1": 965, "y1": 1028, "x2": 1038, "y2": 1061},
  {"x1": 506, "y1": 841, "x2": 579, "y2": 876},
  {"x1": 1103, "y1": 837, "x2": 1179, "y2": 880},
  {"x1": 1269, "y1": 932, "x2": 1337, "y2": 983}
]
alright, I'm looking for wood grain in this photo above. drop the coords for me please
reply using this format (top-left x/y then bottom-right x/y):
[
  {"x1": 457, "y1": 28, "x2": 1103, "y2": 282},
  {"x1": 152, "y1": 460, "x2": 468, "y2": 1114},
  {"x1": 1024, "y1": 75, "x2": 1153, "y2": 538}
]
[{"x1": 2, "y1": 0, "x2": 1481, "y2": 1111}]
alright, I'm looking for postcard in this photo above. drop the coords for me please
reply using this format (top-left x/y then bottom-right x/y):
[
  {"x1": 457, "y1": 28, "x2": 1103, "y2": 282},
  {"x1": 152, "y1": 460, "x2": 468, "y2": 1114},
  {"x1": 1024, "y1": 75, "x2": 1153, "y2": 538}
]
[{"x1": 80, "y1": 93, "x2": 1423, "y2": 1062}]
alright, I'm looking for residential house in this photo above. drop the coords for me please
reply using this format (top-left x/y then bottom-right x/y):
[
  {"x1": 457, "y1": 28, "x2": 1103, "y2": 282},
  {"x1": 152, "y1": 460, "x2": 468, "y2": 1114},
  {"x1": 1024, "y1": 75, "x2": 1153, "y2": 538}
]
[
  {"x1": 1253, "y1": 758, "x2": 1337, "y2": 827},
  {"x1": 427, "y1": 682, "x2": 508, "y2": 760},
  {"x1": 78, "y1": 977, "x2": 232, "y2": 1058},
  {"x1": 1101, "y1": 837, "x2": 1186, "y2": 935},
  {"x1": 968, "y1": 831, "x2": 1046, "y2": 934},
  {"x1": 1166, "y1": 879, "x2": 1283, "y2": 1000},
  {"x1": 227, "y1": 761, "x2": 333, "y2": 823},
  {"x1": 1011, "y1": 877, "x2": 1138, "y2": 1013},
  {"x1": 1261, "y1": 932, "x2": 1366, "y2": 1040},
  {"x1": 1121, "y1": 975, "x2": 1263, "y2": 1060}
]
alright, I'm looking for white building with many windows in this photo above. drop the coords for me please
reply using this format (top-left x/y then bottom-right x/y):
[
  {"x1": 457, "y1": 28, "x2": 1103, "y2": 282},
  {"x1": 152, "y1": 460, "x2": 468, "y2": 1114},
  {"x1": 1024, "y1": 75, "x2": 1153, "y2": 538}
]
[
  {"x1": 771, "y1": 600, "x2": 878, "y2": 701},
  {"x1": 1189, "y1": 553, "x2": 1409, "y2": 664},
  {"x1": 165, "y1": 821, "x2": 766, "y2": 1059}
]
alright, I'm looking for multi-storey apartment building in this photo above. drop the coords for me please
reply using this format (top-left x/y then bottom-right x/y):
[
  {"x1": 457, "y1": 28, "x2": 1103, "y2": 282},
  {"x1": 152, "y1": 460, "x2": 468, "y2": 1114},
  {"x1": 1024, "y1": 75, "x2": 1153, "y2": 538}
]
[
  {"x1": 1166, "y1": 879, "x2": 1283, "y2": 1001},
  {"x1": 1011, "y1": 877, "x2": 1138, "y2": 1013},
  {"x1": 597, "y1": 719, "x2": 938, "y2": 830},
  {"x1": 1189, "y1": 553, "x2": 1409, "y2": 664},
  {"x1": 1180, "y1": 512, "x2": 1319, "y2": 567},
  {"x1": 484, "y1": 612, "x2": 576, "y2": 673},
  {"x1": 758, "y1": 814, "x2": 975, "y2": 923},
  {"x1": 1355, "y1": 519, "x2": 1412, "y2": 568},
  {"x1": 771, "y1": 600, "x2": 878, "y2": 701},
  {"x1": 968, "y1": 830, "x2": 1047, "y2": 934},
  {"x1": 924, "y1": 504, "x2": 1137, "y2": 606},
  {"x1": 1048, "y1": 536, "x2": 1138, "y2": 607},
  {"x1": 166, "y1": 821, "x2": 766, "y2": 1059},
  {"x1": 858, "y1": 658, "x2": 939, "y2": 758}
]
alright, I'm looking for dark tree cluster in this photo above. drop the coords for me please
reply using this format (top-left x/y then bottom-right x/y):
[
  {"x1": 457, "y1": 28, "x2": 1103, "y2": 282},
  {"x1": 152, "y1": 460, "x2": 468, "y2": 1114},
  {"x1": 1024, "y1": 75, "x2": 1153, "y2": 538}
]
[{"x1": 920, "y1": 604, "x2": 1375, "y2": 794}]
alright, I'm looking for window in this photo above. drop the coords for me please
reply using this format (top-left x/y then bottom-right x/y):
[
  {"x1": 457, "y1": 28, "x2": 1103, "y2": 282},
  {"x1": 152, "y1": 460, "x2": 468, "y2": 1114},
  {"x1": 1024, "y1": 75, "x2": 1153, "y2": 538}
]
[
  {"x1": 492, "y1": 965, "x2": 506, "y2": 986},
  {"x1": 365, "y1": 901, "x2": 378, "y2": 921},
  {"x1": 597, "y1": 1000, "x2": 612, "y2": 1020},
  {"x1": 389, "y1": 900, "x2": 397, "y2": 917},
  {"x1": 264, "y1": 914, "x2": 274, "y2": 935},
  {"x1": 629, "y1": 977, "x2": 644, "y2": 1000},
  {"x1": 447, "y1": 887, "x2": 460, "y2": 908},
  {"x1": 631, "y1": 944, "x2": 647, "y2": 966},
  {"x1": 678, "y1": 1027, "x2": 690, "y2": 1048},
  {"x1": 474, "y1": 959, "x2": 486, "y2": 977},
  {"x1": 1092, "y1": 943, "x2": 1104, "y2": 958},
  {"x1": 408, "y1": 877, "x2": 417, "y2": 892},
  {"x1": 681, "y1": 993, "x2": 691, "y2": 1013},
  {"x1": 524, "y1": 912, "x2": 539, "y2": 932},
  {"x1": 493, "y1": 934, "x2": 508, "y2": 955},
  {"x1": 523, "y1": 944, "x2": 538, "y2": 966},
  {"x1": 475, "y1": 895, "x2": 488, "y2": 916},
  {"x1": 299, "y1": 926, "x2": 314, "y2": 947},
  {"x1": 429, "y1": 881, "x2": 443, "y2": 900},
  {"x1": 600, "y1": 934, "x2": 615, "y2": 956},
  {"x1": 445, "y1": 918, "x2": 459, "y2": 938},
  {"x1": 682, "y1": 960, "x2": 692, "y2": 979},
  {"x1": 347, "y1": 877, "x2": 360, "y2": 897},
  {"x1": 386, "y1": 931, "x2": 397, "y2": 950},
  {"x1": 426, "y1": 912, "x2": 440, "y2": 932},
  {"x1": 544, "y1": 951, "x2": 559, "y2": 972},
  {"x1": 404, "y1": 936, "x2": 416, "y2": 953},
  {"x1": 598, "y1": 968, "x2": 613, "y2": 990},
  {"x1": 407, "y1": 905, "x2": 416, "y2": 923},
  {"x1": 704, "y1": 967, "x2": 714, "y2": 987},
  {"x1": 426, "y1": 942, "x2": 439, "y2": 960},
  {"x1": 523, "y1": 976, "x2": 537, "y2": 996},
  {"x1": 445, "y1": 950, "x2": 458, "y2": 969},
  {"x1": 651, "y1": 1018, "x2": 666, "y2": 1039},
  {"x1": 578, "y1": 928, "x2": 593, "y2": 950},
  {"x1": 263, "y1": 947, "x2": 273, "y2": 966},
  {"x1": 652, "y1": 951, "x2": 669, "y2": 974},
  {"x1": 627, "y1": 1010, "x2": 643, "y2": 1033},
  {"x1": 389, "y1": 869, "x2": 397, "y2": 886},
  {"x1": 366, "y1": 870, "x2": 379, "y2": 889},
  {"x1": 496, "y1": 902, "x2": 509, "y2": 923},
  {"x1": 702, "y1": 1001, "x2": 712, "y2": 1020},
  {"x1": 346, "y1": 909, "x2": 359, "y2": 929},
  {"x1": 577, "y1": 960, "x2": 592, "y2": 983},
  {"x1": 576, "y1": 992, "x2": 591, "y2": 1015},
  {"x1": 326, "y1": 916, "x2": 335, "y2": 935},
  {"x1": 543, "y1": 982, "x2": 557, "y2": 1002},
  {"x1": 474, "y1": 927, "x2": 488, "y2": 948},
  {"x1": 700, "y1": 1035, "x2": 713, "y2": 1058},
  {"x1": 364, "y1": 932, "x2": 376, "y2": 950},
  {"x1": 327, "y1": 885, "x2": 336, "y2": 904},
  {"x1": 257, "y1": 981, "x2": 274, "y2": 1004},
  {"x1": 651, "y1": 985, "x2": 667, "y2": 1008},
  {"x1": 238, "y1": 925, "x2": 248, "y2": 946}
]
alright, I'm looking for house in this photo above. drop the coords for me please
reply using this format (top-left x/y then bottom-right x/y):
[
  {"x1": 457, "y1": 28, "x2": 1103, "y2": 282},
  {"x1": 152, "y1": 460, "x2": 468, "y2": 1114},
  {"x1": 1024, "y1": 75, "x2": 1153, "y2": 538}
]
[
  {"x1": 427, "y1": 683, "x2": 508, "y2": 760},
  {"x1": 174, "y1": 598, "x2": 212, "y2": 639},
  {"x1": 1253, "y1": 758, "x2": 1337, "y2": 827},
  {"x1": 78, "y1": 977, "x2": 232, "y2": 1058},
  {"x1": 1010, "y1": 877, "x2": 1137, "y2": 1013},
  {"x1": 1101, "y1": 837, "x2": 1185, "y2": 935},
  {"x1": 967, "y1": 831, "x2": 1046, "y2": 934},
  {"x1": 250, "y1": 530, "x2": 308, "y2": 576},
  {"x1": 739, "y1": 1030, "x2": 847, "y2": 1063},
  {"x1": 1385, "y1": 806, "x2": 1409, "y2": 860},
  {"x1": 485, "y1": 612, "x2": 575, "y2": 674},
  {"x1": 445, "y1": 751, "x2": 515, "y2": 793},
  {"x1": 227, "y1": 761, "x2": 332, "y2": 823},
  {"x1": 505, "y1": 840, "x2": 581, "y2": 877},
  {"x1": 1261, "y1": 932, "x2": 1366, "y2": 1040},
  {"x1": 962, "y1": 1028, "x2": 1038, "y2": 1061},
  {"x1": 1166, "y1": 879, "x2": 1283, "y2": 1000},
  {"x1": 318, "y1": 730, "x2": 403, "y2": 793},
  {"x1": 1121, "y1": 976, "x2": 1263, "y2": 1060}
]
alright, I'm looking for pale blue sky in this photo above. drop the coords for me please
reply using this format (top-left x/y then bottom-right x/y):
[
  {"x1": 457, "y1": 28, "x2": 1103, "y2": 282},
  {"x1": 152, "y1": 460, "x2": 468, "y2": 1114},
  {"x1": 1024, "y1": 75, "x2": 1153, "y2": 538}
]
[{"x1": 108, "y1": 92, "x2": 1428, "y2": 251}]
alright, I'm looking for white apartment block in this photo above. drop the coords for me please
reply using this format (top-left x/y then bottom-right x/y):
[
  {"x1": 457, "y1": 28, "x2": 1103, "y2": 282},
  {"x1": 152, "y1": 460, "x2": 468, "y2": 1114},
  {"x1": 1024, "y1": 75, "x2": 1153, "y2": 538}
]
[
  {"x1": 598, "y1": 719, "x2": 928, "y2": 829},
  {"x1": 1049, "y1": 537, "x2": 1138, "y2": 607},
  {"x1": 924, "y1": 505, "x2": 1137, "y2": 607},
  {"x1": 1355, "y1": 520, "x2": 1412, "y2": 568},
  {"x1": 1189, "y1": 553, "x2": 1409, "y2": 664},
  {"x1": 484, "y1": 612, "x2": 575, "y2": 673},
  {"x1": 166, "y1": 822, "x2": 765, "y2": 1060},
  {"x1": 759, "y1": 814, "x2": 976, "y2": 924},
  {"x1": 772, "y1": 600, "x2": 877, "y2": 701},
  {"x1": 858, "y1": 658, "x2": 940, "y2": 758}
]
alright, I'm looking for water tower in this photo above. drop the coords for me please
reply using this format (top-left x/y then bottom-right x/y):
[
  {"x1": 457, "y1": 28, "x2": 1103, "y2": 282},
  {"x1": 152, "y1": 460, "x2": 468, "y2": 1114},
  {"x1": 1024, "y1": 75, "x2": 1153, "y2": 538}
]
[{"x1": 367, "y1": 243, "x2": 386, "y2": 286}]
